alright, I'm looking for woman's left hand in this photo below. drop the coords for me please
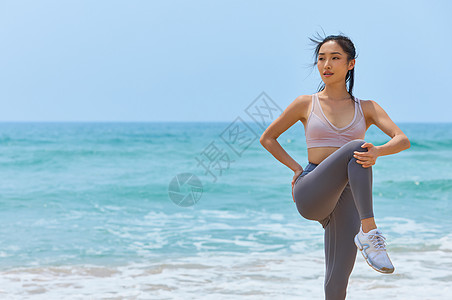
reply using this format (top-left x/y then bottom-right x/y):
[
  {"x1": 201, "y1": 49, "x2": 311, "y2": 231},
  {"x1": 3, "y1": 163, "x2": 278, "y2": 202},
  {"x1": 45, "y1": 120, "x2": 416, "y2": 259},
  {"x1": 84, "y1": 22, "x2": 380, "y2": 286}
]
[{"x1": 353, "y1": 142, "x2": 380, "y2": 168}]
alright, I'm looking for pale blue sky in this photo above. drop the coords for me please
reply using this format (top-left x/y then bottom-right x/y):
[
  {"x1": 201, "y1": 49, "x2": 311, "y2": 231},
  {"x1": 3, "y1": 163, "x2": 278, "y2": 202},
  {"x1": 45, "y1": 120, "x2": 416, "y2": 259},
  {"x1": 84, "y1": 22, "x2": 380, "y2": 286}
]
[{"x1": 0, "y1": 0, "x2": 450, "y2": 122}]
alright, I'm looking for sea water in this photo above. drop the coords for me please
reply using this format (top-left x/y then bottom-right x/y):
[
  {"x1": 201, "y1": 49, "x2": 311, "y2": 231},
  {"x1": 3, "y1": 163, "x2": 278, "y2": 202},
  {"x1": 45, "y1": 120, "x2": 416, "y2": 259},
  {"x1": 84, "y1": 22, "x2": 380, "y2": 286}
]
[{"x1": 0, "y1": 122, "x2": 451, "y2": 299}]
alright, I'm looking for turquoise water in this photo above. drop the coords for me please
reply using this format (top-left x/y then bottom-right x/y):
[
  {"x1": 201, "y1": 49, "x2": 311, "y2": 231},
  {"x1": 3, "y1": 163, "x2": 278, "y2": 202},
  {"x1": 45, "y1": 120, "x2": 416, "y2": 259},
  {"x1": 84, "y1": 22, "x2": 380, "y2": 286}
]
[{"x1": 0, "y1": 122, "x2": 451, "y2": 299}]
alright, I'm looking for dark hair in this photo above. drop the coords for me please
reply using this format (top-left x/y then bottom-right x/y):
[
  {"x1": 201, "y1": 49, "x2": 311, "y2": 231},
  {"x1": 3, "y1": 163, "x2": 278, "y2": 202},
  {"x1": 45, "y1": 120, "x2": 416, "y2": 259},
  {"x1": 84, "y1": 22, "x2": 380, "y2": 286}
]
[{"x1": 308, "y1": 31, "x2": 359, "y2": 101}]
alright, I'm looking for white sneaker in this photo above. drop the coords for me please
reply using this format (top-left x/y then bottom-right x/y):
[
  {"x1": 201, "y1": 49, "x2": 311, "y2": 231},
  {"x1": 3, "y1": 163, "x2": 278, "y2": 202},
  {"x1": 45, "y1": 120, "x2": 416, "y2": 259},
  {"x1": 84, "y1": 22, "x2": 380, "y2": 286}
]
[{"x1": 354, "y1": 225, "x2": 395, "y2": 274}]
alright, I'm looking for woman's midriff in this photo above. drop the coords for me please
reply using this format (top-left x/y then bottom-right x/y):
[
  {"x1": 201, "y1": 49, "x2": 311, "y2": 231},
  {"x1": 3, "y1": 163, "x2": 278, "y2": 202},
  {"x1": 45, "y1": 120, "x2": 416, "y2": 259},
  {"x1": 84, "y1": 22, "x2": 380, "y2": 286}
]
[{"x1": 307, "y1": 147, "x2": 340, "y2": 165}]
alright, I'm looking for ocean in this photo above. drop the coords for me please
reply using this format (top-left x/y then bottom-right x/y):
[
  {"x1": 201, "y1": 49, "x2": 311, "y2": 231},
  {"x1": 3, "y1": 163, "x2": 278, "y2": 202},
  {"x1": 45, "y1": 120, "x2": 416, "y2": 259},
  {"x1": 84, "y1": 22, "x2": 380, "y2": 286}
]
[{"x1": 0, "y1": 121, "x2": 451, "y2": 299}]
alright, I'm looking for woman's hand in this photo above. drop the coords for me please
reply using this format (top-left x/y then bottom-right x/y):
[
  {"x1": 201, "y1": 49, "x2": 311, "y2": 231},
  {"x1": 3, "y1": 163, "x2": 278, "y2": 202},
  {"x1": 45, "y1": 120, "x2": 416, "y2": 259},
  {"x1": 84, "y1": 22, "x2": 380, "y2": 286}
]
[
  {"x1": 291, "y1": 168, "x2": 304, "y2": 190},
  {"x1": 354, "y1": 142, "x2": 380, "y2": 168},
  {"x1": 291, "y1": 168, "x2": 303, "y2": 203}
]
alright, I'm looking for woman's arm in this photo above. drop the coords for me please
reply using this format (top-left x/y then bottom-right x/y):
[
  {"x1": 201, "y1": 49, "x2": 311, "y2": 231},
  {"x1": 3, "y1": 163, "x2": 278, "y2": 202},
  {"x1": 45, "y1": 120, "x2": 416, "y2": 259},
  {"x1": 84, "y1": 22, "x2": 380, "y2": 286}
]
[
  {"x1": 366, "y1": 99, "x2": 411, "y2": 156},
  {"x1": 260, "y1": 95, "x2": 308, "y2": 172}
]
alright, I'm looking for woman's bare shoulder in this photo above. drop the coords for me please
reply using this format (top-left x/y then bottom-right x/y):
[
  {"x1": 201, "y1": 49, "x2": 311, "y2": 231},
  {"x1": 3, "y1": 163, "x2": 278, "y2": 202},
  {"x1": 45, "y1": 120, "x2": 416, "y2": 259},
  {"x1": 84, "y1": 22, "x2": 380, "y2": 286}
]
[
  {"x1": 292, "y1": 94, "x2": 313, "y2": 122},
  {"x1": 360, "y1": 98, "x2": 384, "y2": 125},
  {"x1": 295, "y1": 94, "x2": 312, "y2": 103},
  {"x1": 260, "y1": 94, "x2": 312, "y2": 139}
]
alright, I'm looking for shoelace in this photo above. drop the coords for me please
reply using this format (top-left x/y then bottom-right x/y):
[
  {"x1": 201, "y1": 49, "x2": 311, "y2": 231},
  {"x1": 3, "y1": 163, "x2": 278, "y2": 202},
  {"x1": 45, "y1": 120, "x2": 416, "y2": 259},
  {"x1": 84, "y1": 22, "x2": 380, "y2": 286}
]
[{"x1": 368, "y1": 231, "x2": 387, "y2": 250}]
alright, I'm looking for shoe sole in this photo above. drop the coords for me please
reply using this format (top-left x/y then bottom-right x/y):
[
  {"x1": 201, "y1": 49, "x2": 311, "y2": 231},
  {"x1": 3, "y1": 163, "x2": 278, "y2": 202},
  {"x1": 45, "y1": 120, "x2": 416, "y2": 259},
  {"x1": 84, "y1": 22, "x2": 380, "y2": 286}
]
[{"x1": 354, "y1": 234, "x2": 395, "y2": 274}]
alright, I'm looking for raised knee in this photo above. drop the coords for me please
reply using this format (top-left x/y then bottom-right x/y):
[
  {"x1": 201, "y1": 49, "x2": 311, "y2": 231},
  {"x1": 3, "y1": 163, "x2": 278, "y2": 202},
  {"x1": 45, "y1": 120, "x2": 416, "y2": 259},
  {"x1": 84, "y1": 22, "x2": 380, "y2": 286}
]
[
  {"x1": 344, "y1": 139, "x2": 367, "y2": 153},
  {"x1": 349, "y1": 138, "x2": 366, "y2": 148}
]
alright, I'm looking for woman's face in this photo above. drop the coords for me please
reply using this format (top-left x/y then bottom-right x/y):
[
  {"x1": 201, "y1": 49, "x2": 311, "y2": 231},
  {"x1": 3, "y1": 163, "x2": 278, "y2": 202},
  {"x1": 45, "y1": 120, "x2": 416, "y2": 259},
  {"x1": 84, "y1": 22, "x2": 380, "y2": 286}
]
[{"x1": 317, "y1": 41, "x2": 355, "y2": 84}]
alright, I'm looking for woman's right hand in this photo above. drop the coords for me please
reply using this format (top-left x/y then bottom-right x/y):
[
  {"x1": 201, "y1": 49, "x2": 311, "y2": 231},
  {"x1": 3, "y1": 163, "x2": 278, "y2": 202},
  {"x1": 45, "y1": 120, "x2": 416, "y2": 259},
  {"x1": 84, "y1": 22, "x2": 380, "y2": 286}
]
[{"x1": 291, "y1": 168, "x2": 304, "y2": 190}]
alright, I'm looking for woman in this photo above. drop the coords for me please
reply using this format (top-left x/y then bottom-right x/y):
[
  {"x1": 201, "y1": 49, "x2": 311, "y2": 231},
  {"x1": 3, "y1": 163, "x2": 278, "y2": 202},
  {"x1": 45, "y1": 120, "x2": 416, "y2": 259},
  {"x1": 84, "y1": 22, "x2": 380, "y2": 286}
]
[{"x1": 259, "y1": 34, "x2": 410, "y2": 299}]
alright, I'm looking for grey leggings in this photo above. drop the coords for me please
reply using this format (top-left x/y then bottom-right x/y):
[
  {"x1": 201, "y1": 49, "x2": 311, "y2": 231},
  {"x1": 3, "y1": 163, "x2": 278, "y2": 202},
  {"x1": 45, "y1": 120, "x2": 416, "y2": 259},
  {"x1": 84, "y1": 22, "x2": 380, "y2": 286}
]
[{"x1": 292, "y1": 139, "x2": 374, "y2": 300}]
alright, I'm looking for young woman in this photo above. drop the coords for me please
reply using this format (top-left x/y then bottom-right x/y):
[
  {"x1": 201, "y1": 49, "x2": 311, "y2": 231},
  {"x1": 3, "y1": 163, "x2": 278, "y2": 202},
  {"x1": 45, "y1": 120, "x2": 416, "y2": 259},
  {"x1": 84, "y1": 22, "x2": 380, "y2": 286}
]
[{"x1": 260, "y1": 34, "x2": 410, "y2": 299}]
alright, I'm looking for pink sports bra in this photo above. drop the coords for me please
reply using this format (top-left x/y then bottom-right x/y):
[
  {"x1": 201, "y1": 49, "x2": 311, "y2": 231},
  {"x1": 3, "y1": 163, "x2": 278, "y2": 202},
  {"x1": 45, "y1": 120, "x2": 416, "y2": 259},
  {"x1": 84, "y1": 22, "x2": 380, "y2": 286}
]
[{"x1": 305, "y1": 92, "x2": 366, "y2": 148}]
